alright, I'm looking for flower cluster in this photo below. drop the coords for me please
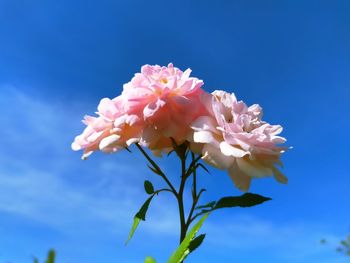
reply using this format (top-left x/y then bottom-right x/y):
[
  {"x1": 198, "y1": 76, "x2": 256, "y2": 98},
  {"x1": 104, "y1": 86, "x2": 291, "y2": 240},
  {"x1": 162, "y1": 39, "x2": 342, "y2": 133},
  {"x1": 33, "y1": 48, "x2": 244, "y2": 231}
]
[{"x1": 72, "y1": 63, "x2": 288, "y2": 191}]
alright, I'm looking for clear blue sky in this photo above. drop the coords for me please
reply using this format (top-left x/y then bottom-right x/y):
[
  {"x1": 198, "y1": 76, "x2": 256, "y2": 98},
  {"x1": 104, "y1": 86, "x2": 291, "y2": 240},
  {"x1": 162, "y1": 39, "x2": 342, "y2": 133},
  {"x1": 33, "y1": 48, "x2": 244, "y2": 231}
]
[{"x1": 0, "y1": 1, "x2": 349, "y2": 262}]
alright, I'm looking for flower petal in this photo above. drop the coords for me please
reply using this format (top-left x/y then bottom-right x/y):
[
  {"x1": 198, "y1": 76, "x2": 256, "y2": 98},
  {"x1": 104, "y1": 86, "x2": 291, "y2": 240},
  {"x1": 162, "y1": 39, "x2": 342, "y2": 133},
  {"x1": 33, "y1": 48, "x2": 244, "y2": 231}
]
[
  {"x1": 143, "y1": 99, "x2": 166, "y2": 119},
  {"x1": 99, "y1": 134, "x2": 121, "y2": 151},
  {"x1": 193, "y1": 131, "x2": 217, "y2": 144},
  {"x1": 272, "y1": 167, "x2": 288, "y2": 184},
  {"x1": 191, "y1": 116, "x2": 217, "y2": 133},
  {"x1": 236, "y1": 158, "x2": 272, "y2": 178},
  {"x1": 228, "y1": 164, "x2": 251, "y2": 192},
  {"x1": 219, "y1": 141, "x2": 248, "y2": 158},
  {"x1": 201, "y1": 144, "x2": 234, "y2": 169}
]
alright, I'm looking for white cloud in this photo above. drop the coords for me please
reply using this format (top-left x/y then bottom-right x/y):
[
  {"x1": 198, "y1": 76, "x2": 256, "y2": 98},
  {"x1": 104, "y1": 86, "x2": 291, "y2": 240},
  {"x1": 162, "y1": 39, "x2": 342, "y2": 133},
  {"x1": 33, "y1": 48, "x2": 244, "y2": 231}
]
[
  {"x1": 0, "y1": 86, "x2": 147, "y2": 234},
  {"x1": 0, "y1": 85, "x2": 184, "y2": 239},
  {"x1": 0, "y1": 85, "x2": 347, "y2": 263}
]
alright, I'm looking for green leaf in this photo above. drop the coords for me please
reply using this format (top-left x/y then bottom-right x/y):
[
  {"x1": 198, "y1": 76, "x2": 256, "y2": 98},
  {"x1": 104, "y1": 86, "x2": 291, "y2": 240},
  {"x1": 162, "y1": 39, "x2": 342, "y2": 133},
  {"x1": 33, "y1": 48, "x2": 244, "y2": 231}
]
[
  {"x1": 188, "y1": 234, "x2": 206, "y2": 253},
  {"x1": 144, "y1": 180, "x2": 154, "y2": 194},
  {"x1": 214, "y1": 193, "x2": 271, "y2": 209},
  {"x1": 125, "y1": 217, "x2": 141, "y2": 244},
  {"x1": 135, "y1": 196, "x2": 154, "y2": 220},
  {"x1": 147, "y1": 164, "x2": 162, "y2": 176},
  {"x1": 195, "y1": 201, "x2": 216, "y2": 210},
  {"x1": 167, "y1": 213, "x2": 209, "y2": 263},
  {"x1": 126, "y1": 196, "x2": 154, "y2": 244},
  {"x1": 33, "y1": 258, "x2": 39, "y2": 263},
  {"x1": 45, "y1": 250, "x2": 55, "y2": 263},
  {"x1": 144, "y1": 256, "x2": 157, "y2": 263}
]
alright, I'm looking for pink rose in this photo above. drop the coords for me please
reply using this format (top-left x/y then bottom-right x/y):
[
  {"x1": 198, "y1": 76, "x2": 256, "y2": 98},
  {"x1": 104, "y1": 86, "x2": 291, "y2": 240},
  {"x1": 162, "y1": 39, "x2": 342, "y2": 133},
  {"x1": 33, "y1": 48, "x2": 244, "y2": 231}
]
[
  {"x1": 71, "y1": 96, "x2": 143, "y2": 159},
  {"x1": 191, "y1": 90, "x2": 288, "y2": 191},
  {"x1": 122, "y1": 63, "x2": 209, "y2": 153}
]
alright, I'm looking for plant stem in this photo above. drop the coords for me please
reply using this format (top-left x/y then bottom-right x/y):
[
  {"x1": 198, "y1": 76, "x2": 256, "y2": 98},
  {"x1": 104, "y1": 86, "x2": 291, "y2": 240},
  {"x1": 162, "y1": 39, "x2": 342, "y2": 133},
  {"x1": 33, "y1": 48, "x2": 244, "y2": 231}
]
[
  {"x1": 136, "y1": 143, "x2": 205, "y2": 249},
  {"x1": 185, "y1": 153, "x2": 199, "y2": 231},
  {"x1": 177, "y1": 149, "x2": 187, "y2": 244},
  {"x1": 135, "y1": 143, "x2": 177, "y2": 195}
]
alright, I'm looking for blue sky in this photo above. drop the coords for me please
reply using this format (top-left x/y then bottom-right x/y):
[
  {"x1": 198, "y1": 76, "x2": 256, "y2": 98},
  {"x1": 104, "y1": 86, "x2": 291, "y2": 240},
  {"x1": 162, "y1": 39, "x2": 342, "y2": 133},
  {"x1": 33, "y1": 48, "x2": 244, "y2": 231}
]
[{"x1": 0, "y1": 0, "x2": 349, "y2": 262}]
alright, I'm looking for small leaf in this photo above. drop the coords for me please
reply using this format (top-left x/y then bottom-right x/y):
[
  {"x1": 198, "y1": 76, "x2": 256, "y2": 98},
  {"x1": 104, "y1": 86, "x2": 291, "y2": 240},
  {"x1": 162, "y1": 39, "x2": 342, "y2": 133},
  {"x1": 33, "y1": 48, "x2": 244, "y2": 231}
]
[
  {"x1": 125, "y1": 217, "x2": 141, "y2": 244},
  {"x1": 147, "y1": 164, "x2": 162, "y2": 176},
  {"x1": 45, "y1": 250, "x2": 55, "y2": 263},
  {"x1": 126, "y1": 196, "x2": 154, "y2": 244},
  {"x1": 196, "y1": 163, "x2": 209, "y2": 174},
  {"x1": 188, "y1": 234, "x2": 206, "y2": 253},
  {"x1": 144, "y1": 180, "x2": 154, "y2": 194},
  {"x1": 167, "y1": 213, "x2": 209, "y2": 263},
  {"x1": 33, "y1": 258, "x2": 39, "y2": 263},
  {"x1": 135, "y1": 196, "x2": 154, "y2": 220},
  {"x1": 214, "y1": 193, "x2": 271, "y2": 210},
  {"x1": 144, "y1": 256, "x2": 157, "y2": 263},
  {"x1": 195, "y1": 201, "x2": 216, "y2": 210}
]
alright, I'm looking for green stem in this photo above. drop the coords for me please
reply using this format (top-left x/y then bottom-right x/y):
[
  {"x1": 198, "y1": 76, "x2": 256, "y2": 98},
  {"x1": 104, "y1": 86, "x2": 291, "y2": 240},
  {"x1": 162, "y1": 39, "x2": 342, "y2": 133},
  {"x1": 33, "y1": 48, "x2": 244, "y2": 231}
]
[
  {"x1": 135, "y1": 143, "x2": 177, "y2": 195},
  {"x1": 186, "y1": 189, "x2": 206, "y2": 226},
  {"x1": 185, "y1": 153, "x2": 199, "y2": 231},
  {"x1": 136, "y1": 142, "x2": 205, "y2": 253},
  {"x1": 178, "y1": 149, "x2": 187, "y2": 243}
]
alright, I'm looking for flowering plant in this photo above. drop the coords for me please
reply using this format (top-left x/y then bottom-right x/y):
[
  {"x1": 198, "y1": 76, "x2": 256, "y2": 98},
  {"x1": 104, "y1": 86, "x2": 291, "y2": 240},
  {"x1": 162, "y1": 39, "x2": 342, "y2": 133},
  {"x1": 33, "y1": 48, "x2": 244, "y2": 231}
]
[{"x1": 72, "y1": 64, "x2": 288, "y2": 262}]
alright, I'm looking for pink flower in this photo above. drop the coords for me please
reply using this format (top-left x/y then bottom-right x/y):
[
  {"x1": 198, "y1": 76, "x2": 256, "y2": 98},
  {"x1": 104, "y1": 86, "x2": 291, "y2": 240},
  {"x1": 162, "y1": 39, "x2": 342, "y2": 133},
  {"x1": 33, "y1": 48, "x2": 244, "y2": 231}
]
[
  {"x1": 71, "y1": 96, "x2": 143, "y2": 159},
  {"x1": 191, "y1": 90, "x2": 288, "y2": 191},
  {"x1": 122, "y1": 63, "x2": 209, "y2": 152}
]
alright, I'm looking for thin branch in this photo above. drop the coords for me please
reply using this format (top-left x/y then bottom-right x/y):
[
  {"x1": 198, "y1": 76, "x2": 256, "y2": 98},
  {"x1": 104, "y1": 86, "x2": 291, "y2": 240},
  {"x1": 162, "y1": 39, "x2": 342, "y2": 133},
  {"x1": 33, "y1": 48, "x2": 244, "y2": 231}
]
[
  {"x1": 185, "y1": 153, "x2": 198, "y2": 228},
  {"x1": 186, "y1": 189, "x2": 207, "y2": 226},
  {"x1": 154, "y1": 188, "x2": 174, "y2": 195},
  {"x1": 135, "y1": 143, "x2": 177, "y2": 195},
  {"x1": 189, "y1": 209, "x2": 212, "y2": 225}
]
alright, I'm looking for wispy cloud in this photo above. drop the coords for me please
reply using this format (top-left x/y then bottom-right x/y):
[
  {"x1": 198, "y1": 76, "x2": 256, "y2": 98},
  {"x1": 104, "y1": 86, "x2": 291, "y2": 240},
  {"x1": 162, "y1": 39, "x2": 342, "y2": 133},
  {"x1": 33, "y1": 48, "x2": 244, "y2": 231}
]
[
  {"x1": 0, "y1": 86, "x2": 147, "y2": 235},
  {"x1": 0, "y1": 85, "x2": 347, "y2": 263},
  {"x1": 0, "y1": 85, "x2": 188, "y2": 242}
]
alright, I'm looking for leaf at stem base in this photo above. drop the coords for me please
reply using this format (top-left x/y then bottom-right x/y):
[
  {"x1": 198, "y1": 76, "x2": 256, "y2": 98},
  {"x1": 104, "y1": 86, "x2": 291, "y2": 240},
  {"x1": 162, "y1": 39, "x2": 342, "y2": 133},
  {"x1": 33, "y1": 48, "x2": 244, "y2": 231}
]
[{"x1": 167, "y1": 213, "x2": 209, "y2": 263}]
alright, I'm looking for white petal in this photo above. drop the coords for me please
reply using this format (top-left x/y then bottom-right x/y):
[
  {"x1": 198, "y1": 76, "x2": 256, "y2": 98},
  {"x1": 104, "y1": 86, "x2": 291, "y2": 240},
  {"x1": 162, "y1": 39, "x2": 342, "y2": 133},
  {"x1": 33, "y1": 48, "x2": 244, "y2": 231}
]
[
  {"x1": 236, "y1": 158, "x2": 272, "y2": 178},
  {"x1": 228, "y1": 165, "x2": 251, "y2": 192},
  {"x1": 182, "y1": 68, "x2": 192, "y2": 79},
  {"x1": 271, "y1": 136, "x2": 287, "y2": 144},
  {"x1": 191, "y1": 116, "x2": 217, "y2": 133},
  {"x1": 201, "y1": 144, "x2": 234, "y2": 169},
  {"x1": 193, "y1": 131, "x2": 216, "y2": 144},
  {"x1": 126, "y1": 137, "x2": 139, "y2": 146},
  {"x1": 99, "y1": 134, "x2": 120, "y2": 151},
  {"x1": 220, "y1": 141, "x2": 248, "y2": 158},
  {"x1": 81, "y1": 151, "x2": 93, "y2": 160},
  {"x1": 71, "y1": 140, "x2": 82, "y2": 151},
  {"x1": 272, "y1": 167, "x2": 288, "y2": 184},
  {"x1": 87, "y1": 130, "x2": 104, "y2": 143},
  {"x1": 143, "y1": 99, "x2": 166, "y2": 118},
  {"x1": 114, "y1": 115, "x2": 127, "y2": 127}
]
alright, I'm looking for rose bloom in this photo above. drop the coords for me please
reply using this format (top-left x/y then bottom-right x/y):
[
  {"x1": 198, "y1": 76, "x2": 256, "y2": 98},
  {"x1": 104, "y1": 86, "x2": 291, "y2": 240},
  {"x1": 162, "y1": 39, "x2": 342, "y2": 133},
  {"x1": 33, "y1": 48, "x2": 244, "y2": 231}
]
[
  {"x1": 122, "y1": 63, "x2": 209, "y2": 153},
  {"x1": 71, "y1": 96, "x2": 143, "y2": 159},
  {"x1": 191, "y1": 90, "x2": 288, "y2": 191}
]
